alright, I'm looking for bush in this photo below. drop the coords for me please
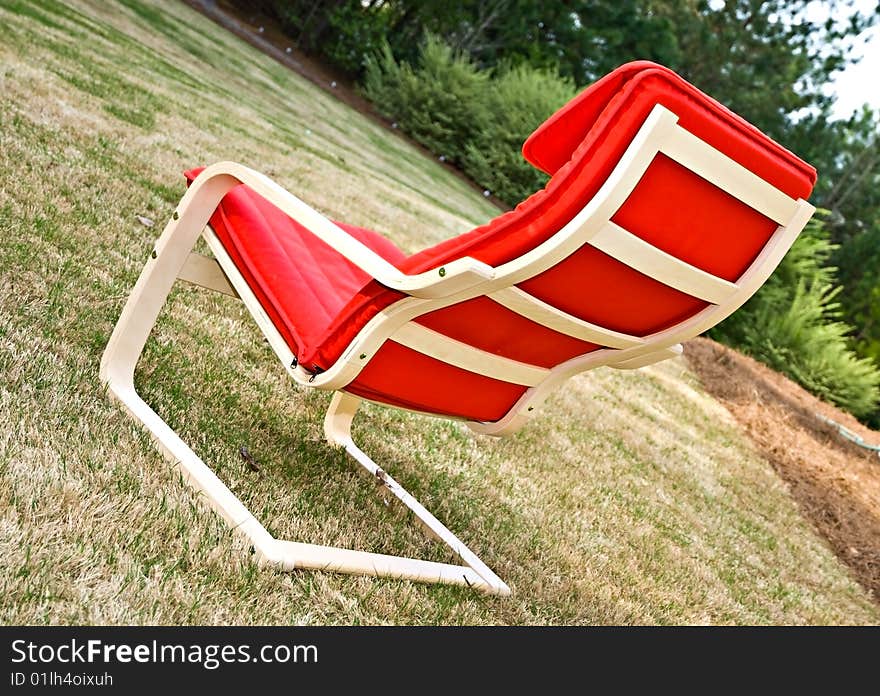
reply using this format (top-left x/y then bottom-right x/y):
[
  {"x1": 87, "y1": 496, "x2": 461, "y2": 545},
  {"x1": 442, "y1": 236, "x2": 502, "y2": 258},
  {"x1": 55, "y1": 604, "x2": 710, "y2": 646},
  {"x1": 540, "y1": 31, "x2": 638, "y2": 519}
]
[
  {"x1": 833, "y1": 225, "x2": 880, "y2": 364},
  {"x1": 322, "y1": 3, "x2": 395, "y2": 75},
  {"x1": 256, "y1": 1, "x2": 389, "y2": 73},
  {"x1": 363, "y1": 37, "x2": 576, "y2": 204},
  {"x1": 362, "y1": 36, "x2": 488, "y2": 164},
  {"x1": 711, "y1": 215, "x2": 880, "y2": 419},
  {"x1": 463, "y1": 64, "x2": 577, "y2": 204}
]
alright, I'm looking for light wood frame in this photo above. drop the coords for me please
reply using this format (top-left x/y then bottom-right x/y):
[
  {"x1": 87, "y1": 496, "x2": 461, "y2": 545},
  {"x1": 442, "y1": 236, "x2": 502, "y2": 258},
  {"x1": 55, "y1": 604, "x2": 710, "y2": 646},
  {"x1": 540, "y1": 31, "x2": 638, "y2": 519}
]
[{"x1": 101, "y1": 105, "x2": 814, "y2": 594}]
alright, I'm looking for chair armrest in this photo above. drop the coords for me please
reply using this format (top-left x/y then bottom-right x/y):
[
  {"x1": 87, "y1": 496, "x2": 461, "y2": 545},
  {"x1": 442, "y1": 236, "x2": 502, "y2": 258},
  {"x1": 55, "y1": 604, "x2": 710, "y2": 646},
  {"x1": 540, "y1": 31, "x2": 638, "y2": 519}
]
[{"x1": 190, "y1": 162, "x2": 496, "y2": 299}]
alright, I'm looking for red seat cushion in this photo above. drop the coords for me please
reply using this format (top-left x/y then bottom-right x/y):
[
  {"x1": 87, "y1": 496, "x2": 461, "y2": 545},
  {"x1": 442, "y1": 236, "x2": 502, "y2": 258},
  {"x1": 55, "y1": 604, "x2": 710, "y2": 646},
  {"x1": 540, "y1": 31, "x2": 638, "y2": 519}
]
[
  {"x1": 184, "y1": 168, "x2": 406, "y2": 362},
  {"x1": 187, "y1": 61, "x2": 816, "y2": 422}
]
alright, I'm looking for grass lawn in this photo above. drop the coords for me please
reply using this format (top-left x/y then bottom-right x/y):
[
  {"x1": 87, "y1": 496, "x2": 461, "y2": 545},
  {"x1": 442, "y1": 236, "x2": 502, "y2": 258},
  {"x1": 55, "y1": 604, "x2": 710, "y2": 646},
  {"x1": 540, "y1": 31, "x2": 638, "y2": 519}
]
[{"x1": 1, "y1": 0, "x2": 877, "y2": 624}]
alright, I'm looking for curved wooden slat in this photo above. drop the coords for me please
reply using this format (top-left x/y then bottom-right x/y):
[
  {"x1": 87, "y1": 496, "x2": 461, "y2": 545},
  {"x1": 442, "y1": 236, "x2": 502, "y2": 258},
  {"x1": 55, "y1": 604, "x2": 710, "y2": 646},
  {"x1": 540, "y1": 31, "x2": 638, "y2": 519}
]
[
  {"x1": 391, "y1": 322, "x2": 550, "y2": 386},
  {"x1": 587, "y1": 221, "x2": 739, "y2": 304},
  {"x1": 489, "y1": 287, "x2": 644, "y2": 349},
  {"x1": 661, "y1": 125, "x2": 799, "y2": 226}
]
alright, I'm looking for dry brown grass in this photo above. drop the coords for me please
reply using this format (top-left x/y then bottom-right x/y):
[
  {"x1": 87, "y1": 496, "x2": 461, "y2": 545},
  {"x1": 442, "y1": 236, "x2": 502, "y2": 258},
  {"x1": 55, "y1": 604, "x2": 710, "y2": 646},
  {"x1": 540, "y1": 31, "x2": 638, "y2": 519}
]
[
  {"x1": 685, "y1": 338, "x2": 880, "y2": 601},
  {"x1": 0, "y1": 0, "x2": 877, "y2": 624}
]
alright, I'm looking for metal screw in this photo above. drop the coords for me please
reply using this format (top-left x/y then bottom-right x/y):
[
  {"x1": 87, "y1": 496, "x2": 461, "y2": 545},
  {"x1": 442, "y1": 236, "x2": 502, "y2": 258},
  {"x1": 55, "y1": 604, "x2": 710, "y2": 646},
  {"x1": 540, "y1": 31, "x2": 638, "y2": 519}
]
[
  {"x1": 172, "y1": 210, "x2": 179, "y2": 220},
  {"x1": 438, "y1": 267, "x2": 446, "y2": 277}
]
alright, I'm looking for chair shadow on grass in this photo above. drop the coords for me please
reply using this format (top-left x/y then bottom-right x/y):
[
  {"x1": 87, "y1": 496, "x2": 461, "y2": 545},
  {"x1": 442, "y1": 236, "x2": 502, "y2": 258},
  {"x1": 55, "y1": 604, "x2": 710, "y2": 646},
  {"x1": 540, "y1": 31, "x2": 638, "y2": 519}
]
[{"x1": 132, "y1": 303, "x2": 534, "y2": 593}]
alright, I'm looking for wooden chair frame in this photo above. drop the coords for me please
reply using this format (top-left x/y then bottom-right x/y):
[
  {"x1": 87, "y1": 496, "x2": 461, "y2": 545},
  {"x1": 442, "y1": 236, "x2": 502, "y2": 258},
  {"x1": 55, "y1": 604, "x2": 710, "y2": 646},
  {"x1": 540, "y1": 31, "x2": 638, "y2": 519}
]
[{"x1": 100, "y1": 105, "x2": 814, "y2": 595}]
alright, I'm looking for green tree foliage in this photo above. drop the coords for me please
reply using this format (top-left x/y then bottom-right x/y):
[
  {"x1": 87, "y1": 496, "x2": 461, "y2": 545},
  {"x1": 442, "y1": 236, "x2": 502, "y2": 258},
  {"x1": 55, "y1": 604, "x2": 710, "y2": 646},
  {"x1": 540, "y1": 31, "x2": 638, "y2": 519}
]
[
  {"x1": 462, "y1": 64, "x2": 577, "y2": 203},
  {"x1": 712, "y1": 215, "x2": 880, "y2": 419},
  {"x1": 248, "y1": 1, "x2": 395, "y2": 74},
  {"x1": 834, "y1": 225, "x2": 880, "y2": 363},
  {"x1": 652, "y1": 1, "x2": 875, "y2": 140},
  {"x1": 362, "y1": 36, "x2": 489, "y2": 163},
  {"x1": 788, "y1": 109, "x2": 880, "y2": 239},
  {"x1": 363, "y1": 38, "x2": 576, "y2": 204},
  {"x1": 377, "y1": 0, "x2": 682, "y2": 85},
  {"x1": 248, "y1": 0, "x2": 683, "y2": 81},
  {"x1": 252, "y1": 1, "x2": 874, "y2": 114}
]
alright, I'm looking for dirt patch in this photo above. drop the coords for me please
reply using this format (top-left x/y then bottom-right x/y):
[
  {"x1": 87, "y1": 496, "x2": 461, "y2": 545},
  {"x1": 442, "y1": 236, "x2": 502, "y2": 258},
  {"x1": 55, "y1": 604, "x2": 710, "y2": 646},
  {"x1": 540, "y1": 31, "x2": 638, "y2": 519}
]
[{"x1": 685, "y1": 337, "x2": 880, "y2": 601}]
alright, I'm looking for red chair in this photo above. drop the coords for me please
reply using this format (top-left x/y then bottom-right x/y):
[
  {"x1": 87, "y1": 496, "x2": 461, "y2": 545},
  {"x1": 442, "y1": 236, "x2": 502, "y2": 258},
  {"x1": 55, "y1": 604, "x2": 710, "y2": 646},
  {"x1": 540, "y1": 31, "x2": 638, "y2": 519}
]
[{"x1": 101, "y1": 61, "x2": 816, "y2": 595}]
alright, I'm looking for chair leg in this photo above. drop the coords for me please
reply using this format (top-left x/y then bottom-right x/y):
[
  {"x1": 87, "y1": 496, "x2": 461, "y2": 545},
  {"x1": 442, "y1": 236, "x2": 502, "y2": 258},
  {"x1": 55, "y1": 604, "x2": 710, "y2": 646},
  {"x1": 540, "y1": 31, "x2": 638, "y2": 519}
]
[
  {"x1": 323, "y1": 392, "x2": 511, "y2": 595},
  {"x1": 100, "y1": 174, "x2": 281, "y2": 565},
  {"x1": 101, "y1": 185, "x2": 510, "y2": 595}
]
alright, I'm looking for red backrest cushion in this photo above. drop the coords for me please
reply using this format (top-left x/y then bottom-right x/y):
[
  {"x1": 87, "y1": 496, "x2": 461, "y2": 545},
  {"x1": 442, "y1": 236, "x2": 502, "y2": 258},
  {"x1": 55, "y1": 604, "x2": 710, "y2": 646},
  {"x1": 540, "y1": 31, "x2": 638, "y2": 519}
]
[
  {"x1": 522, "y1": 61, "x2": 651, "y2": 176},
  {"x1": 314, "y1": 62, "x2": 816, "y2": 422}
]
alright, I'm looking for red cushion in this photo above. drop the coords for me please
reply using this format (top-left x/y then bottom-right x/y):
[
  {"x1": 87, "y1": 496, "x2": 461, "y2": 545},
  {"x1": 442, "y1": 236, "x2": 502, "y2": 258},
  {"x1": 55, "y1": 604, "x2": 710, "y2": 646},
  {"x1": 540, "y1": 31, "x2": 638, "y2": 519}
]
[
  {"x1": 188, "y1": 61, "x2": 816, "y2": 422},
  {"x1": 184, "y1": 168, "x2": 406, "y2": 361},
  {"x1": 522, "y1": 61, "x2": 651, "y2": 176}
]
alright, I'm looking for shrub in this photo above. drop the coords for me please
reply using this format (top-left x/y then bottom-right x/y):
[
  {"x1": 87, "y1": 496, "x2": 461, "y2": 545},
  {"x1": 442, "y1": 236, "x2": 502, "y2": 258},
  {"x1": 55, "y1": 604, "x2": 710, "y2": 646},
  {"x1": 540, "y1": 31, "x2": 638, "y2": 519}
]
[
  {"x1": 711, "y1": 215, "x2": 880, "y2": 419},
  {"x1": 463, "y1": 64, "x2": 577, "y2": 204},
  {"x1": 323, "y1": 3, "x2": 395, "y2": 75},
  {"x1": 362, "y1": 35, "x2": 488, "y2": 164},
  {"x1": 364, "y1": 37, "x2": 576, "y2": 204},
  {"x1": 833, "y1": 225, "x2": 880, "y2": 364}
]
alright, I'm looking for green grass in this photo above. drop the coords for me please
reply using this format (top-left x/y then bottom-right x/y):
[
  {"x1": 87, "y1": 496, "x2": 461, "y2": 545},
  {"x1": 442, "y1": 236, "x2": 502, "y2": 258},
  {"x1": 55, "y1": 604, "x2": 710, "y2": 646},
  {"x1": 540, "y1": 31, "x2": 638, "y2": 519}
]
[{"x1": 0, "y1": 0, "x2": 877, "y2": 624}]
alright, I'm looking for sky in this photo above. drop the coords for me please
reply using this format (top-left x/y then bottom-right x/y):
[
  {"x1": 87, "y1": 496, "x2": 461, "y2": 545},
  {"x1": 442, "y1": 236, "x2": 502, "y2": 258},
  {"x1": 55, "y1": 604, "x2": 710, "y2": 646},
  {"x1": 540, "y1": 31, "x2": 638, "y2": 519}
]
[{"x1": 822, "y1": 0, "x2": 880, "y2": 119}]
